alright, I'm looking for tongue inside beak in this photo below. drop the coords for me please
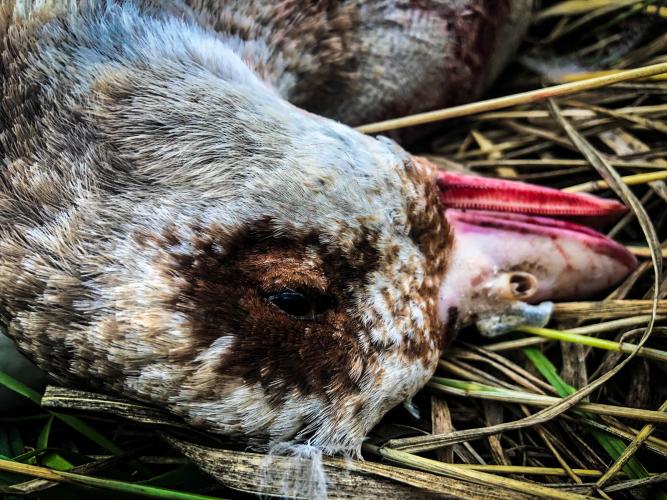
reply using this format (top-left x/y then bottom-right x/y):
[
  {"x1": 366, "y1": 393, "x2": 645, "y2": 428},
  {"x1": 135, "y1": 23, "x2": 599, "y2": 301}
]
[{"x1": 435, "y1": 171, "x2": 637, "y2": 336}]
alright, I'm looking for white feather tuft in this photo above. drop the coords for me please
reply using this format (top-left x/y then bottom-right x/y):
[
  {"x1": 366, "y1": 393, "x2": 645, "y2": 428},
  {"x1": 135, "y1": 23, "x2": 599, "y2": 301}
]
[{"x1": 260, "y1": 443, "x2": 328, "y2": 499}]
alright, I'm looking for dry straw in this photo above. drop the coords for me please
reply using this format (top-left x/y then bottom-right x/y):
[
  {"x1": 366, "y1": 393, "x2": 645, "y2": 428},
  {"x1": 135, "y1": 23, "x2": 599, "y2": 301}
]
[
  {"x1": 1, "y1": 1, "x2": 666, "y2": 498},
  {"x1": 356, "y1": 62, "x2": 667, "y2": 133}
]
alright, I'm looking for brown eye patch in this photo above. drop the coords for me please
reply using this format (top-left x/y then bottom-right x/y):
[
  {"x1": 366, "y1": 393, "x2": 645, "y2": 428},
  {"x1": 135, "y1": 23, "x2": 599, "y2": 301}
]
[
  {"x1": 148, "y1": 218, "x2": 380, "y2": 401},
  {"x1": 242, "y1": 247, "x2": 329, "y2": 295}
]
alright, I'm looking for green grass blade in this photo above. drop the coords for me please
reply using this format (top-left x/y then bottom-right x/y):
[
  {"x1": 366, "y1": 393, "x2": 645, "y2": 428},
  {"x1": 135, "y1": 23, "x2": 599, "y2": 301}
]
[
  {"x1": 51, "y1": 412, "x2": 124, "y2": 455},
  {"x1": 40, "y1": 452, "x2": 75, "y2": 471},
  {"x1": 0, "y1": 371, "x2": 41, "y2": 405},
  {"x1": 36, "y1": 416, "x2": 54, "y2": 451},
  {"x1": 34, "y1": 418, "x2": 75, "y2": 470},
  {"x1": 522, "y1": 348, "x2": 651, "y2": 480},
  {"x1": 517, "y1": 326, "x2": 667, "y2": 362},
  {"x1": 31, "y1": 416, "x2": 55, "y2": 465},
  {"x1": 0, "y1": 457, "x2": 225, "y2": 500},
  {"x1": 522, "y1": 348, "x2": 576, "y2": 396},
  {"x1": 12, "y1": 449, "x2": 46, "y2": 463},
  {"x1": 0, "y1": 371, "x2": 124, "y2": 456}
]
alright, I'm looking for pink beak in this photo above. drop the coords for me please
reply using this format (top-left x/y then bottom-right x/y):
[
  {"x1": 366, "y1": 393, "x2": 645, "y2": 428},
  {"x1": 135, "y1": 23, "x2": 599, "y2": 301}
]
[{"x1": 435, "y1": 171, "x2": 637, "y2": 335}]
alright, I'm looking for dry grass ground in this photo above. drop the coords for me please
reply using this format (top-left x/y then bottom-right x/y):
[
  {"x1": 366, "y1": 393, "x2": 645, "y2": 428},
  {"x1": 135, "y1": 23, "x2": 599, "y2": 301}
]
[{"x1": 1, "y1": 1, "x2": 666, "y2": 498}]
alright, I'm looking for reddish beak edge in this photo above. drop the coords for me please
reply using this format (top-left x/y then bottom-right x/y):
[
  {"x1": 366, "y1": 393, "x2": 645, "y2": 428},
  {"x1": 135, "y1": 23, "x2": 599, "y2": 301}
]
[
  {"x1": 437, "y1": 171, "x2": 628, "y2": 221},
  {"x1": 433, "y1": 170, "x2": 637, "y2": 331}
]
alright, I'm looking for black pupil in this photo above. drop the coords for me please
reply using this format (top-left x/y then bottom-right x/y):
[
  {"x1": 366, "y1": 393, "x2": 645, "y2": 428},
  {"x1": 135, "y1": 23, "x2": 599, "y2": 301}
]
[{"x1": 268, "y1": 291, "x2": 314, "y2": 318}]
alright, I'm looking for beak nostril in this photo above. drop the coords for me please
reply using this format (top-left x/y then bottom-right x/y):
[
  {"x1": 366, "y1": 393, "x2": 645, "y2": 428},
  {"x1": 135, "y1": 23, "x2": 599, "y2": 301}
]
[
  {"x1": 483, "y1": 271, "x2": 539, "y2": 301},
  {"x1": 508, "y1": 272, "x2": 538, "y2": 300}
]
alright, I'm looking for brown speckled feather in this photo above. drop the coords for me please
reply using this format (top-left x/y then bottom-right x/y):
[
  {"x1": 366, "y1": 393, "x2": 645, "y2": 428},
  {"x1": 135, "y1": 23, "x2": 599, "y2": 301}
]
[
  {"x1": 0, "y1": 0, "x2": 473, "y2": 457},
  {"x1": 169, "y1": 0, "x2": 531, "y2": 127}
]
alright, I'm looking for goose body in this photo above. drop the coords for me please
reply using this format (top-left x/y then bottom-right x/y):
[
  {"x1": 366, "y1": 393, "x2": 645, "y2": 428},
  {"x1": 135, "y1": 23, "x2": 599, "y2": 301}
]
[
  {"x1": 0, "y1": 0, "x2": 635, "y2": 468},
  {"x1": 0, "y1": 1, "x2": 460, "y2": 451}
]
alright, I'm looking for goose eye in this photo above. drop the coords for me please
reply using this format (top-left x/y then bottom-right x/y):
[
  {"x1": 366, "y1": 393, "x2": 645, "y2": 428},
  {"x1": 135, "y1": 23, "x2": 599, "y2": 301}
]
[{"x1": 268, "y1": 290, "x2": 326, "y2": 319}]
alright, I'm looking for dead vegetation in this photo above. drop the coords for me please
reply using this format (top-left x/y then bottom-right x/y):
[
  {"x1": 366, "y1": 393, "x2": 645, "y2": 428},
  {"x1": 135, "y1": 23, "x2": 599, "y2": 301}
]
[{"x1": 1, "y1": 1, "x2": 666, "y2": 498}]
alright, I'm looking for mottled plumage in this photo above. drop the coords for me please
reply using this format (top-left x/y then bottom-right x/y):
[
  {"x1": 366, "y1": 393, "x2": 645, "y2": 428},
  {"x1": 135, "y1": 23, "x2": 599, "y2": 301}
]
[
  {"x1": 0, "y1": 0, "x2": 465, "y2": 455},
  {"x1": 175, "y1": 0, "x2": 531, "y2": 126},
  {"x1": 0, "y1": 1, "x2": 640, "y2": 480},
  {"x1": 0, "y1": 9, "x2": 643, "y2": 500}
]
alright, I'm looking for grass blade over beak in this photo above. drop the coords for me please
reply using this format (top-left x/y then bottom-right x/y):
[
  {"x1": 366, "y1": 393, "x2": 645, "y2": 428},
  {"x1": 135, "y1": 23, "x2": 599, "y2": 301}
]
[{"x1": 515, "y1": 325, "x2": 667, "y2": 362}]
